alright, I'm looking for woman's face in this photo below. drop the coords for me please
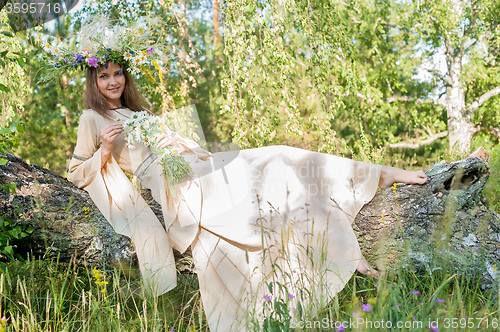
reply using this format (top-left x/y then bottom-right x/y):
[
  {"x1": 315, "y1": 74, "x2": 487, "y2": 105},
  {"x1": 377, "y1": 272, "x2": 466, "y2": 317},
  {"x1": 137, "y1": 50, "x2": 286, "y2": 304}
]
[{"x1": 97, "y1": 62, "x2": 126, "y2": 108}]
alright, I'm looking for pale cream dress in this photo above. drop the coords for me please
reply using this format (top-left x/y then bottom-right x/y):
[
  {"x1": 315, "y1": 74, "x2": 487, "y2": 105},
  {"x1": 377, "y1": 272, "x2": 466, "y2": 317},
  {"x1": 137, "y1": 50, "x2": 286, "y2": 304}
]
[{"x1": 68, "y1": 107, "x2": 382, "y2": 331}]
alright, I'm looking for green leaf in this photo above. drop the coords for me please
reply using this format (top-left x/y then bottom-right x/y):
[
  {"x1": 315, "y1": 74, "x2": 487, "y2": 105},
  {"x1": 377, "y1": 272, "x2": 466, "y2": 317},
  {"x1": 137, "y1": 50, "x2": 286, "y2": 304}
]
[
  {"x1": 0, "y1": 50, "x2": 7, "y2": 57},
  {"x1": 3, "y1": 245, "x2": 13, "y2": 255},
  {"x1": 0, "y1": 158, "x2": 8, "y2": 166},
  {"x1": 16, "y1": 57, "x2": 25, "y2": 68},
  {"x1": 0, "y1": 31, "x2": 13, "y2": 37},
  {"x1": 0, "y1": 83, "x2": 9, "y2": 93},
  {"x1": 0, "y1": 59, "x2": 5, "y2": 68}
]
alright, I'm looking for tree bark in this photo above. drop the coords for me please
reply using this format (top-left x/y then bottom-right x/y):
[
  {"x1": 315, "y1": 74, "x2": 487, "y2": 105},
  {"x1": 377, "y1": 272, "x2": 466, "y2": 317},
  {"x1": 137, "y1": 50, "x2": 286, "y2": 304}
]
[
  {"x1": 445, "y1": 57, "x2": 475, "y2": 153},
  {"x1": 354, "y1": 152, "x2": 499, "y2": 289},
  {"x1": 213, "y1": 0, "x2": 220, "y2": 48}
]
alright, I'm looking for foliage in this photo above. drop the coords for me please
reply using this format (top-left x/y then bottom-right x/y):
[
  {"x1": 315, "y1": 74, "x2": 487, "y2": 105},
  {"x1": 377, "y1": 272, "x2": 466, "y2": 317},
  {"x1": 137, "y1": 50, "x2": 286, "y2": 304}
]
[
  {"x1": 220, "y1": 0, "x2": 356, "y2": 153},
  {"x1": 0, "y1": 122, "x2": 23, "y2": 157},
  {"x1": 0, "y1": 183, "x2": 33, "y2": 271},
  {"x1": 471, "y1": 134, "x2": 500, "y2": 213},
  {"x1": 0, "y1": 12, "x2": 30, "y2": 124},
  {"x1": 220, "y1": 0, "x2": 500, "y2": 156}
]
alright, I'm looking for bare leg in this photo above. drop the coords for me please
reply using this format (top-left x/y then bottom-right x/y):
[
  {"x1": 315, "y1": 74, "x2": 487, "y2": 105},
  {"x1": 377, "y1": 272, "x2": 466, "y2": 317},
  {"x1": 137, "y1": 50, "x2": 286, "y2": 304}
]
[
  {"x1": 378, "y1": 166, "x2": 427, "y2": 189},
  {"x1": 356, "y1": 258, "x2": 379, "y2": 278}
]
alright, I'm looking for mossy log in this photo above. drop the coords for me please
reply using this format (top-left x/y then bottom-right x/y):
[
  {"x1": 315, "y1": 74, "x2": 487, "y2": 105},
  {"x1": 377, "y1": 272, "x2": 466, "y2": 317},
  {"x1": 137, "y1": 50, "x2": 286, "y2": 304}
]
[{"x1": 354, "y1": 153, "x2": 500, "y2": 289}]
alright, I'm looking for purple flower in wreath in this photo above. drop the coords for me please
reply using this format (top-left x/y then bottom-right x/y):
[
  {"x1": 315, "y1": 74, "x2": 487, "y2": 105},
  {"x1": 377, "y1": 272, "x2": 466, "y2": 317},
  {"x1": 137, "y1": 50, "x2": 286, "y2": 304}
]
[
  {"x1": 88, "y1": 57, "x2": 99, "y2": 68},
  {"x1": 146, "y1": 47, "x2": 155, "y2": 55},
  {"x1": 75, "y1": 54, "x2": 85, "y2": 63},
  {"x1": 264, "y1": 295, "x2": 272, "y2": 302},
  {"x1": 288, "y1": 294, "x2": 295, "y2": 299}
]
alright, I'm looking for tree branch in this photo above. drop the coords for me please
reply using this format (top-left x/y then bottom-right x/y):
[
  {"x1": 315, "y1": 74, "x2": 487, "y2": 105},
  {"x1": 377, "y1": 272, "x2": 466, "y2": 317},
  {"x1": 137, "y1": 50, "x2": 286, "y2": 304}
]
[
  {"x1": 389, "y1": 131, "x2": 448, "y2": 149},
  {"x1": 475, "y1": 125, "x2": 500, "y2": 139},
  {"x1": 467, "y1": 85, "x2": 500, "y2": 116},
  {"x1": 357, "y1": 92, "x2": 374, "y2": 104},
  {"x1": 386, "y1": 94, "x2": 447, "y2": 107},
  {"x1": 461, "y1": 0, "x2": 478, "y2": 55}
]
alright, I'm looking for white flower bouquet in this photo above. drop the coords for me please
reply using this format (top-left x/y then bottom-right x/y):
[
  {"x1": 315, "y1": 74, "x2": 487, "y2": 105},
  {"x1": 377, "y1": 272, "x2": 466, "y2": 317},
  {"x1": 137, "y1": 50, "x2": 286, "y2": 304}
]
[{"x1": 116, "y1": 111, "x2": 193, "y2": 195}]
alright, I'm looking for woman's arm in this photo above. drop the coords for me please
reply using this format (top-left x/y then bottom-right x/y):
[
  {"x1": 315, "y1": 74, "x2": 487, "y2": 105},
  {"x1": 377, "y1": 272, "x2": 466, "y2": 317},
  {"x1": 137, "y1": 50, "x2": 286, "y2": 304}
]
[{"x1": 156, "y1": 132, "x2": 188, "y2": 153}]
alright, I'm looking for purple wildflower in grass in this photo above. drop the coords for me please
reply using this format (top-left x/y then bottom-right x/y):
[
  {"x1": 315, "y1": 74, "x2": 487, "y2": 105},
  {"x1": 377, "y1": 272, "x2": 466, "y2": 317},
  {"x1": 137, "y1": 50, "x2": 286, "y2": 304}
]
[
  {"x1": 288, "y1": 294, "x2": 295, "y2": 299},
  {"x1": 352, "y1": 311, "x2": 359, "y2": 317},
  {"x1": 429, "y1": 323, "x2": 439, "y2": 332},
  {"x1": 146, "y1": 47, "x2": 155, "y2": 55},
  {"x1": 411, "y1": 290, "x2": 421, "y2": 295},
  {"x1": 393, "y1": 304, "x2": 402, "y2": 308},
  {"x1": 169, "y1": 328, "x2": 175, "y2": 332},
  {"x1": 436, "y1": 298, "x2": 445, "y2": 303},
  {"x1": 264, "y1": 294, "x2": 272, "y2": 302},
  {"x1": 362, "y1": 303, "x2": 371, "y2": 312},
  {"x1": 335, "y1": 322, "x2": 347, "y2": 331}
]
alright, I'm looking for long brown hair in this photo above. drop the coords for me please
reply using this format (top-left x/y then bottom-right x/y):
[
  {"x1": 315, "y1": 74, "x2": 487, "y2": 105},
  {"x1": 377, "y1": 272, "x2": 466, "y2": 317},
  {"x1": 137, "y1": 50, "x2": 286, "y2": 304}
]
[{"x1": 83, "y1": 64, "x2": 150, "y2": 119}]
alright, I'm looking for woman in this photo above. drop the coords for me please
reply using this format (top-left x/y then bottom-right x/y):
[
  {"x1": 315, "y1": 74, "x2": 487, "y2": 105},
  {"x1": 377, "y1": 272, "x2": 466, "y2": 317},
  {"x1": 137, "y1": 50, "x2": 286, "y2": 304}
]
[{"x1": 68, "y1": 61, "x2": 427, "y2": 331}]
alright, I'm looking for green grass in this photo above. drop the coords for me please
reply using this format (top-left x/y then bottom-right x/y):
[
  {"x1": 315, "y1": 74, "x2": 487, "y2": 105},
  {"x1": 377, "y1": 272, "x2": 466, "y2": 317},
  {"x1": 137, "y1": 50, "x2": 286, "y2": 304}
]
[
  {"x1": 0, "y1": 247, "x2": 498, "y2": 331},
  {"x1": 0, "y1": 256, "x2": 207, "y2": 332}
]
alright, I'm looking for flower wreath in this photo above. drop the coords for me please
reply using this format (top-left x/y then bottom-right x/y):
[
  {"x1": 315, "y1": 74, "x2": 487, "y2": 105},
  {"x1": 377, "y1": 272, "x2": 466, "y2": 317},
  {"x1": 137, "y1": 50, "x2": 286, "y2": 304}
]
[{"x1": 39, "y1": 16, "x2": 164, "y2": 83}]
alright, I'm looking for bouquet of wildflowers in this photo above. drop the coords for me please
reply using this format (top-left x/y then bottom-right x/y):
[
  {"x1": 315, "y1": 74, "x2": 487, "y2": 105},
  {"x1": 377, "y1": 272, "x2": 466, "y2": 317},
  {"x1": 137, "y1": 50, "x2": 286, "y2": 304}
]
[{"x1": 116, "y1": 111, "x2": 193, "y2": 195}]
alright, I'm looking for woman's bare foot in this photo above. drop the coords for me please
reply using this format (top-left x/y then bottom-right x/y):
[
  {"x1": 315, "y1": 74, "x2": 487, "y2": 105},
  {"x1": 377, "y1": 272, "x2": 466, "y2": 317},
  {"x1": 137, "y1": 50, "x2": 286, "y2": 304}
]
[
  {"x1": 356, "y1": 258, "x2": 379, "y2": 278},
  {"x1": 378, "y1": 166, "x2": 428, "y2": 189}
]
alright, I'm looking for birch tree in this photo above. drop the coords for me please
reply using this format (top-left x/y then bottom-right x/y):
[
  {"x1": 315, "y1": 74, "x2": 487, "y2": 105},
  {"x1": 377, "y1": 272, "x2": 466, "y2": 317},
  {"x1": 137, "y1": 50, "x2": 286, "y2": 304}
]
[
  {"x1": 220, "y1": 0, "x2": 500, "y2": 155},
  {"x1": 399, "y1": 0, "x2": 500, "y2": 153}
]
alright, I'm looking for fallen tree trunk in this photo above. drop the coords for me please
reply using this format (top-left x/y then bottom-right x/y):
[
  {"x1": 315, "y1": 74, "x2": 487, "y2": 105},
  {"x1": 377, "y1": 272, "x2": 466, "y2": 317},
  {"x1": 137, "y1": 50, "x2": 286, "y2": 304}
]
[
  {"x1": 0, "y1": 154, "x2": 193, "y2": 273},
  {"x1": 354, "y1": 153, "x2": 500, "y2": 289},
  {"x1": 0, "y1": 152, "x2": 498, "y2": 287}
]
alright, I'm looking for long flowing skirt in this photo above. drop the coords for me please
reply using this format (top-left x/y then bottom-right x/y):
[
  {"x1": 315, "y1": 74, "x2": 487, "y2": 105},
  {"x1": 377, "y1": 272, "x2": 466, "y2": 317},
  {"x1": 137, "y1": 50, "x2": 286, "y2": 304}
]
[{"x1": 160, "y1": 146, "x2": 381, "y2": 331}]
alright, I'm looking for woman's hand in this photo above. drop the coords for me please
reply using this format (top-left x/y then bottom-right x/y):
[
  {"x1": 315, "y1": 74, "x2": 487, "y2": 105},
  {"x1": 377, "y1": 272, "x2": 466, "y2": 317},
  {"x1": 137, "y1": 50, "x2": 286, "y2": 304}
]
[
  {"x1": 156, "y1": 133, "x2": 187, "y2": 153},
  {"x1": 100, "y1": 123, "x2": 123, "y2": 168}
]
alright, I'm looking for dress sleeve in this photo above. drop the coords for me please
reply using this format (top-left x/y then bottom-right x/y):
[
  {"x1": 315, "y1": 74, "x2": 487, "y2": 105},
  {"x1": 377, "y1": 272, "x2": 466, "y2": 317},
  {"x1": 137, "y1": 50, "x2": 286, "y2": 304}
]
[{"x1": 68, "y1": 111, "x2": 103, "y2": 188}]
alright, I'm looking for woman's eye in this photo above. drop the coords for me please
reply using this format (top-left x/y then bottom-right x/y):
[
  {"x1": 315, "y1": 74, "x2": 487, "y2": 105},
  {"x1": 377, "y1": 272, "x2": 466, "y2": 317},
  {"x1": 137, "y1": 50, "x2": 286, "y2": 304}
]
[{"x1": 99, "y1": 75, "x2": 107, "y2": 79}]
